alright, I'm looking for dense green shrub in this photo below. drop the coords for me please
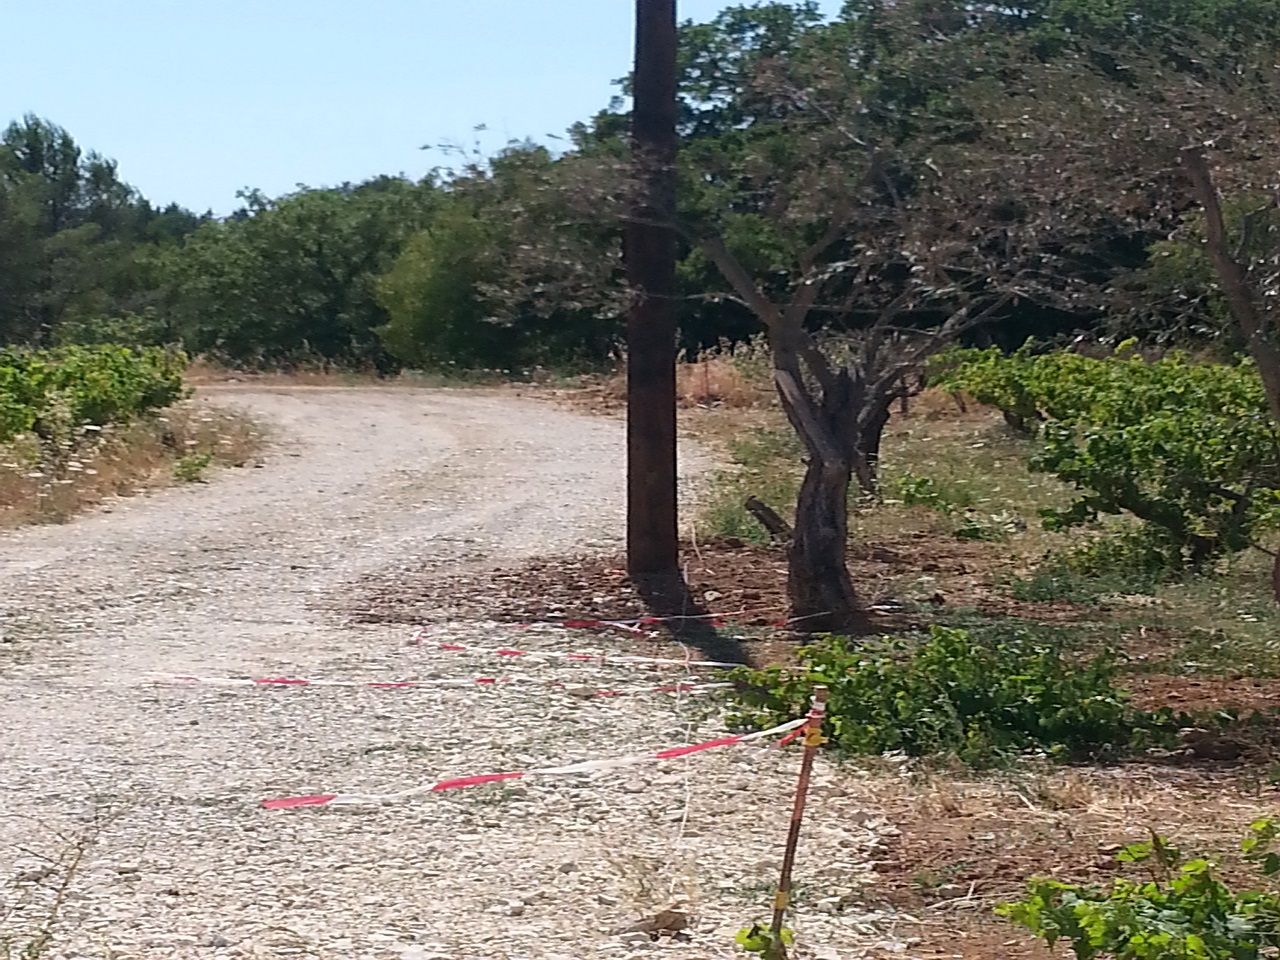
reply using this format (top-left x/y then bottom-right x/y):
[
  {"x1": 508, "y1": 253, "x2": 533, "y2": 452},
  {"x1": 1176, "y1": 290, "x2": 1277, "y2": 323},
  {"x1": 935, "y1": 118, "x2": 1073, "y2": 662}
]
[
  {"x1": 728, "y1": 625, "x2": 1165, "y2": 765},
  {"x1": 54, "y1": 310, "x2": 176, "y2": 348},
  {"x1": 936, "y1": 347, "x2": 1280, "y2": 569},
  {"x1": 1000, "y1": 824, "x2": 1280, "y2": 959},
  {"x1": 0, "y1": 344, "x2": 186, "y2": 443},
  {"x1": 165, "y1": 182, "x2": 432, "y2": 369}
]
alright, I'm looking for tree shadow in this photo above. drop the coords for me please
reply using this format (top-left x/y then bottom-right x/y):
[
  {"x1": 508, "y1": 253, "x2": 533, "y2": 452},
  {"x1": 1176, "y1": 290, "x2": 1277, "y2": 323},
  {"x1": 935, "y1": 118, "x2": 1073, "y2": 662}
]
[{"x1": 630, "y1": 571, "x2": 750, "y2": 665}]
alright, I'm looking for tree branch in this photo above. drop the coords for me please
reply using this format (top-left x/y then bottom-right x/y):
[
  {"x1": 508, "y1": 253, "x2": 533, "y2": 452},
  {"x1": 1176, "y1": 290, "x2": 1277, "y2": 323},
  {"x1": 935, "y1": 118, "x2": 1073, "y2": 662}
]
[
  {"x1": 775, "y1": 368, "x2": 844, "y2": 467},
  {"x1": 1181, "y1": 146, "x2": 1280, "y2": 423},
  {"x1": 697, "y1": 236, "x2": 784, "y2": 329},
  {"x1": 744, "y1": 496, "x2": 794, "y2": 543},
  {"x1": 868, "y1": 294, "x2": 1010, "y2": 398}
]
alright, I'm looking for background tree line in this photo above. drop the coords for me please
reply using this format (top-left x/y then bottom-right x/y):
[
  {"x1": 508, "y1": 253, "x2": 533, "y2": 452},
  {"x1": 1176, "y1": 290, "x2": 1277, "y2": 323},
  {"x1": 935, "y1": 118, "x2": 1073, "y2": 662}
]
[
  {"x1": 9, "y1": 0, "x2": 1280, "y2": 618},
  {"x1": 5, "y1": 0, "x2": 1280, "y2": 375}
]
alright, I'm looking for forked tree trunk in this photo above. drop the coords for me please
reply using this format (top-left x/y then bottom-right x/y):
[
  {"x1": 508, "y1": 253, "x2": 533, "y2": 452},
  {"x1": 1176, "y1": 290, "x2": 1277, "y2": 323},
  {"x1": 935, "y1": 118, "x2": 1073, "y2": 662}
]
[
  {"x1": 852, "y1": 399, "x2": 894, "y2": 496},
  {"x1": 696, "y1": 237, "x2": 889, "y2": 630},
  {"x1": 787, "y1": 457, "x2": 869, "y2": 633}
]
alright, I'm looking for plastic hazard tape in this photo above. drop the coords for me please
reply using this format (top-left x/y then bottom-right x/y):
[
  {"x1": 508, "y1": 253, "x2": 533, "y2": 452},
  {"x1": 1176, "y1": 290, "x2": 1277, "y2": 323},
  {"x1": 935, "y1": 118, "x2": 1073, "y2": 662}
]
[
  {"x1": 517, "y1": 610, "x2": 775, "y2": 632},
  {"x1": 511, "y1": 607, "x2": 865, "y2": 633},
  {"x1": 533, "y1": 614, "x2": 736, "y2": 631},
  {"x1": 151, "y1": 673, "x2": 731, "y2": 699},
  {"x1": 261, "y1": 715, "x2": 806, "y2": 810},
  {"x1": 411, "y1": 630, "x2": 746, "y2": 670}
]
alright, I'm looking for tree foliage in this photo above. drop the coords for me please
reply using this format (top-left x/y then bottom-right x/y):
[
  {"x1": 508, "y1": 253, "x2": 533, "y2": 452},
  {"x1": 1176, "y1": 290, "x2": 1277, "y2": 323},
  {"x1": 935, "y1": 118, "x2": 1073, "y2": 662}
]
[
  {"x1": 376, "y1": 145, "x2": 623, "y2": 371},
  {"x1": 0, "y1": 115, "x2": 206, "y2": 344},
  {"x1": 163, "y1": 179, "x2": 433, "y2": 368}
]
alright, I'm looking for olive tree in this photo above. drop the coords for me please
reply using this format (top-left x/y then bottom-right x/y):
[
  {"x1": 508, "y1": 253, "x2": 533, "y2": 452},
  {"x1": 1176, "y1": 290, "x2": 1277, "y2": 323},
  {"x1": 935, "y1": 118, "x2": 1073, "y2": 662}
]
[{"x1": 658, "y1": 26, "x2": 1100, "y2": 629}]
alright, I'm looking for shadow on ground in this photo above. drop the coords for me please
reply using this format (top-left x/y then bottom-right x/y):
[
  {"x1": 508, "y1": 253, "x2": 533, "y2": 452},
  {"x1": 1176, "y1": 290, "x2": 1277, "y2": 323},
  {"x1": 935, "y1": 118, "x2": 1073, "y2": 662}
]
[{"x1": 629, "y1": 571, "x2": 747, "y2": 664}]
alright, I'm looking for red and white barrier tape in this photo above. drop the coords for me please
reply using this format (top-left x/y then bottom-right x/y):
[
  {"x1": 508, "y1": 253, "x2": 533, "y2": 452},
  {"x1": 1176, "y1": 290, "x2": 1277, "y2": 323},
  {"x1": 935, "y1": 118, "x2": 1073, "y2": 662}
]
[
  {"x1": 528, "y1": 614, "x2": 736, "y2": 631},
  {"x1": 516, "y1": 609, "x2": 779, "y2": 631},
  {"x1": 410, "y1": 630, "x2": 745, "y2": 670},
  {"x1": 151, "y1": 673, "x2": 731, "y2": 699},
  {"x1": 510, "y1": 607, "x2": 870, "y2": 633},
  {"x1": 261, "y1": 715, "x2": 806, "y2": 810}
]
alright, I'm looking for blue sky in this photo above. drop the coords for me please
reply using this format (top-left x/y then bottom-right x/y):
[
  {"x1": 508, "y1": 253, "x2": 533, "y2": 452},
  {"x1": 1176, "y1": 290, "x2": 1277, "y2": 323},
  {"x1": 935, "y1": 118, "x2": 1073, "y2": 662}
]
[{"x1": 3, "y1": 1, "x2": 837, "y2": 215}]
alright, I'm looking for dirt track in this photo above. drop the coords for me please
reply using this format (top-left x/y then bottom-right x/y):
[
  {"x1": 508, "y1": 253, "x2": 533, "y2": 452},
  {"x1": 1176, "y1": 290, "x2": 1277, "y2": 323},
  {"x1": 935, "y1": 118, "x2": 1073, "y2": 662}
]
[
  {"x1": 0, "y1": 386, "x2": 637, "y2": 659},
  {"x1": 0, "y1": 387, "x2": 891, "y2": 960}
]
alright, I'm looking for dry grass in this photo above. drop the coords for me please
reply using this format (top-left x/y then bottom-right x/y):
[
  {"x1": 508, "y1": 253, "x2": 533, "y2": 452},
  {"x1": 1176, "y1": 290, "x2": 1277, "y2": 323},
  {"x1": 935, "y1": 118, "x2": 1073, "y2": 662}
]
[
  {"x1": 184, "y1": 358, "x2": 394, "y2": 386},
  {"x1": 572, "y1": 342, "x2": 777, "y2": 414},
  {"x1": 0, "y1": 401, "x2": 264, "y2": 528},
  {"x1": 186, "y1": 357, "x2": 540, "y2": 389},
  {"x1": 675, "y1": 354, "x2": 774, "y2": 408},
  {"x1": 591, "y1": 360, "x2": 765, "y2": 411}
]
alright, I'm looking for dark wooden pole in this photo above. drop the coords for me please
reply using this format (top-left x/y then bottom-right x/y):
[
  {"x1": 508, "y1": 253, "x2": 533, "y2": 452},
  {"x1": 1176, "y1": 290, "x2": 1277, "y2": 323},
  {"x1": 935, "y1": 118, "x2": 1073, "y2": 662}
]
[{"x1": 626, "y1": 0, "x2": 679, "y2": 576}]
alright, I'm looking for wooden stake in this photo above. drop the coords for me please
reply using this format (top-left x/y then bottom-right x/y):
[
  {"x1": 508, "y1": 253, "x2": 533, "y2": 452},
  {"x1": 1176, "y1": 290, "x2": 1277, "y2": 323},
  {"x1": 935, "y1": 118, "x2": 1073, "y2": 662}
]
[{"x1": 767, "y1": 684, "x2": 829, "y2": 960}]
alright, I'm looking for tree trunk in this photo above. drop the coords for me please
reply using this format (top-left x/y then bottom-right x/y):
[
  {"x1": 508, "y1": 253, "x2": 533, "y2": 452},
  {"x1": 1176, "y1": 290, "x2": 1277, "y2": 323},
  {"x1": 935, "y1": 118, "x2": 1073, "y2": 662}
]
[
  {"x1": 1182, "y1": 149, "x2": 1280, "y2": 424},
  {"x1": 787, "y1": 457, "x2": 868, "y2": 633},
  {"x1": 1183, "y1": 150, "x2": 1280, "y2": 603},
  {"x1": 852, "y1": 399, "x2": 893, "y2": 496}
]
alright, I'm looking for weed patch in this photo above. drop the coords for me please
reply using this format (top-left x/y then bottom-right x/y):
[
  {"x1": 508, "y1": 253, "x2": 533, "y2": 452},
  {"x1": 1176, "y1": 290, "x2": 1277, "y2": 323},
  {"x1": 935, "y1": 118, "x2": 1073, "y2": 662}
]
[
  {"x1": 0, "y1": 402, "x2": 263, "y2": 526},
  {"x1": 703, "y1": 430, "x2": 804, "y2": 544},
  {"x1": 1000, "y1": 825, "x2": 1280, "y2": 959},
  {"x1": 172, "y1": 451, "x2": 213, "y2": 483},
  {"x1": 1009, "y1": 559, "x2": 1162, "y2": 604},
  {"x1": 728, "y1": 625, "x2": 1180, "y2": 765}
]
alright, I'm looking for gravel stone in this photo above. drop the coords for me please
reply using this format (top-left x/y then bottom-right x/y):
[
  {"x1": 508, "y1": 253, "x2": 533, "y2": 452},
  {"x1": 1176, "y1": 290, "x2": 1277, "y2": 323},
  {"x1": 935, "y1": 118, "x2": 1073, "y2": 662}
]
[{"x1": 0, "y1": 387, "x2": 904, "y2": 959}]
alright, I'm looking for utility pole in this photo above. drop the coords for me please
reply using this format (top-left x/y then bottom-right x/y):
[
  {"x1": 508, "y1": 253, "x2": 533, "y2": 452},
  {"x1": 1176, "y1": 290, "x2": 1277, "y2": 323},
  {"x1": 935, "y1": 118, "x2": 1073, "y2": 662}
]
[{"x1": 626, "y1": 0, "x2": 679, "y2": 576}]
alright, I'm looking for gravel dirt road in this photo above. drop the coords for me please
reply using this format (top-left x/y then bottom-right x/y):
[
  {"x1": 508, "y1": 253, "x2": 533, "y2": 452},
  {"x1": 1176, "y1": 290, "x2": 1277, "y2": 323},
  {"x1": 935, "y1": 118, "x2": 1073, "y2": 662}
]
[{"x1": 0, "y1": 387, "x2": 896, "y2": 960}]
